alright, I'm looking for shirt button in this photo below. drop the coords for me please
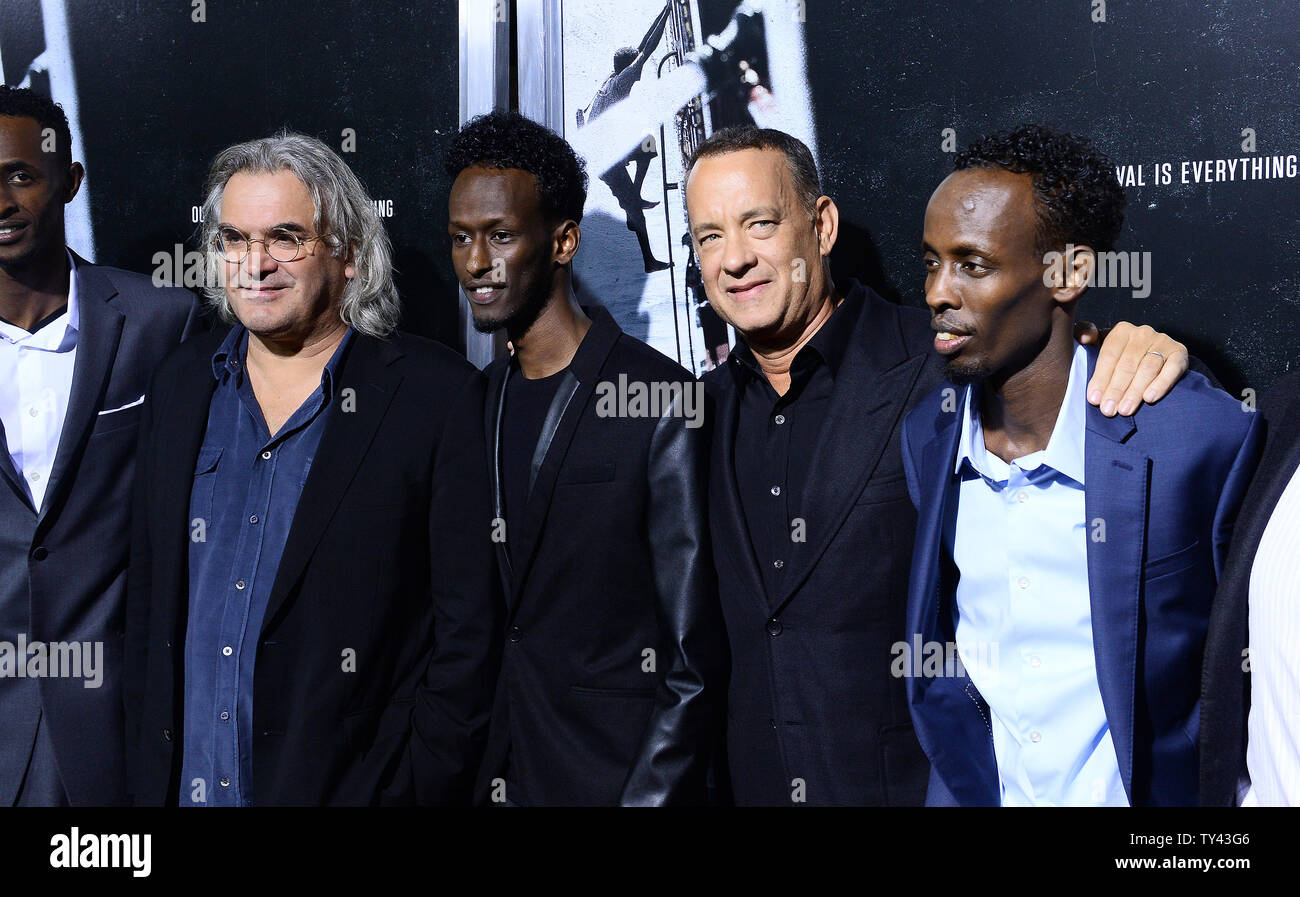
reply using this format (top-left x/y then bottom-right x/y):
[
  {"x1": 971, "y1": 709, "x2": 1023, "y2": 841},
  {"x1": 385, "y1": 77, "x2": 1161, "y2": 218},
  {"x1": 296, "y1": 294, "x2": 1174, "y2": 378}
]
[
  {"x1": 766, "y1": 618, "x2": 783, "y2": 637},
  {"x1": 774, "y1": 414, "x2": 786, "y2": 425},
  {"x1": 770, "y1": 485, "x2": 781, "y2": 496},
  {"x1": 220, "y1": 710, "x2": 230, "y2": 720},
  {"x1": 1030, "y1": 656, "x2": 1041, "y2": 668},
  {"x1": 29, "y1": 471, "x2": 40, "y2": 482},
  {"x1": 1030, "y1": 730, "x2": 1042, "y2": 744},
  {"x1": 249, "y1": 515, "x2": 259, "y2": 524},
  {"x1": 28, "y1": 406, "x2": 38, "y2": 417},
  {"x1": 222, "y1": 646, "x2": 233, "y2": 656},
  {"x1": 220, "y1": 777, "x2": 230, "y2": 787},
  {"x1": 1017, "y1": 491, "x2": 1028, "y2": 503},
  {"x1": 235, "y1": 579, "x2": 247, "y2": 590},
  {"x1": 773, "y1": 559, "x2": 784, "y2": 570},
  {"x1": 261, "y1": 450, "x2": 271, "y2": 460},
  {"x1": 1017, "y1": 576, "x2": 1030, "y2": 590}
]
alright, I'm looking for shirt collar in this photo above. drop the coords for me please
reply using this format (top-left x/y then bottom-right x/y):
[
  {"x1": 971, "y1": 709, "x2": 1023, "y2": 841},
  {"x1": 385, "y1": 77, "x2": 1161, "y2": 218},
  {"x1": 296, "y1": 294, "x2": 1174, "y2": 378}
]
[
  {"x1": 0, "y1": 249, "x2": 81, "y2": 350},
  {"x1": 733, "y1": 283, "x2": 863, "y2": 382},
  {"x1": 955, "y1": 342, "x2": 1088, "y2": 485},
  {"x1": 211, "y1": 323, "x2": 355, "y2": 398}
]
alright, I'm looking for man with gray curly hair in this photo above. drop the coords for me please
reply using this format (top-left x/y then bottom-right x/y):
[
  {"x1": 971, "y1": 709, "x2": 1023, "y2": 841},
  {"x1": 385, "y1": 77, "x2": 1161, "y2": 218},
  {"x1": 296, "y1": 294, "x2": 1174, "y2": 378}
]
[{"x1": 126, "y1": 133, "x2": 500, "y2": 806}]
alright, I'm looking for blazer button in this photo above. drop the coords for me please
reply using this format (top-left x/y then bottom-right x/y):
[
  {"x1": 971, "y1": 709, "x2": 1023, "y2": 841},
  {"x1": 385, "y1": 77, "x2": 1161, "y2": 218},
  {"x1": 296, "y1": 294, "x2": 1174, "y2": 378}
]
[
  {"x1": 766, "y1": 618, "x2": 782, "y2": 637},
  {"x1": 162, "y1": 728, "x2": 172, "y2": 742},
  {"x1": 509, "y1": 626, "x2": 522, "y2": 642},
  {"x1": 31, "y1": 546, "x2": 48, "y2": 561}
]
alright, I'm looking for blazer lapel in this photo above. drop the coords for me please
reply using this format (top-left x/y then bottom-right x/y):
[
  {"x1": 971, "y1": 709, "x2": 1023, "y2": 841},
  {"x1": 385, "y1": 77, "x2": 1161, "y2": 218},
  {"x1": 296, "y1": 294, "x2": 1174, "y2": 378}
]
[
  {"x1": 37, "y1": 261, "x2": 124, "y2": 528},
  {"x1": 0, "y1": 418, "x2": 29, "y2": 511},
  {"x1": 485, "y1": 360, "x2": 513, "y2": 595},
  {"x1": 770, "y1": 292, "x2": 927, "y2": 613},
  {"x1": 1222, "y1": 409, "x2": 1300, "y2": 587},
  {"x1": 711, "y1": 361, "x2": 767, "y2": 614},
  {"x1": 908, "y1": 410, "x2": 1000, "y2": 805},
  {"x1": 260, "y1": 334, "x2": 402, "y2": 636},
  {"x1": 1083, "y1": 394, "x2": 1145, "y2": 803},
  {"x1": 505, "y1": 309, "x2": 619, "y2": 617}
]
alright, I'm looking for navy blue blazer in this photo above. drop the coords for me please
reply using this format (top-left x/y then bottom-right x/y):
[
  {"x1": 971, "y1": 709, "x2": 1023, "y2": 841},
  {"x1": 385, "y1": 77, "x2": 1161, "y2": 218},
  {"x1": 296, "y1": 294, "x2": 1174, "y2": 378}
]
[{"x1": 900, "y1": 346, "x2": 1262, "y2": 806}]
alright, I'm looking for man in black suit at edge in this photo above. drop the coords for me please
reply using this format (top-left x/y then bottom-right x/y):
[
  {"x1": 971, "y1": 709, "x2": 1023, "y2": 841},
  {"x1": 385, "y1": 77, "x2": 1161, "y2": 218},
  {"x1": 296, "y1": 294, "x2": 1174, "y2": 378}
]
[
  {"x1": 126, "y1": 133, "x2": 499, "y2": 805},
  {"x1": 1202, "y1": 367, "x2": 1300, "y2": 806},
  {"x1": 685, "y1": 125, "x2": 1193, "y2": 805},
  {"x1": 0, "y1": 85, "x2": 197, "y2": 806},
  {"x1": 447, "y1": 111, "x2": 724, "y2": 806}
]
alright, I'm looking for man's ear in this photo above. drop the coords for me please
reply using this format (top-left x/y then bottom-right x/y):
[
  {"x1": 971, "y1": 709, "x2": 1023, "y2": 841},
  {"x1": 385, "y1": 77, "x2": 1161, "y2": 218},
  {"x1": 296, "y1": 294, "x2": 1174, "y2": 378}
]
[
  {"x1": 1054, "y1": 243, "x2": 1093, "y2": 305},
  {"x1": 815, "y1": 195, "x2": 839, "y2": 258},
  {"x1": 554, "y1": 219, "x2": 581, "y2": 266},
  {"x1": 62, "y1": 161, "x2": 85, "y2": 203}
]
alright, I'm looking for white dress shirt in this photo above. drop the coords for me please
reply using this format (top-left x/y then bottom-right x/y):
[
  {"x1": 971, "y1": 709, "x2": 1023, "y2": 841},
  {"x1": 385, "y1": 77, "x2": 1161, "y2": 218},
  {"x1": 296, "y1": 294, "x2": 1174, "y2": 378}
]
[
  {"x1": 1241, "y1": 457, "x2": 1300, "y2": 806},
  {"x1": 950, "y1": 344, "x2": 1127, "y2": 806},
  {"x1": 0, "y1": 251, "x2": 80, "y2": 512}
]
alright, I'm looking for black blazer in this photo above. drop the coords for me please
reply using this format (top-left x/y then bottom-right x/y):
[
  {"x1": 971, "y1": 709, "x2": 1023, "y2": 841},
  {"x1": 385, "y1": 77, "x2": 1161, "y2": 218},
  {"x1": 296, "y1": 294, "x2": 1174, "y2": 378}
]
[
  {"x1": 125, "y1": 325, "x2": 501, "y2": 806},
  {"x1": 474, "y1": 306, "x2": 725, "y2": 806},
  {"x1": 703, "y1": 280, "x2": 942, "y2": 806},
  {"x1": 0, "y1": 255, "x2": 196, "y2": 806},
  {"x1": 1201, "y1": 369, "x2": 1300, "y2": 805}
]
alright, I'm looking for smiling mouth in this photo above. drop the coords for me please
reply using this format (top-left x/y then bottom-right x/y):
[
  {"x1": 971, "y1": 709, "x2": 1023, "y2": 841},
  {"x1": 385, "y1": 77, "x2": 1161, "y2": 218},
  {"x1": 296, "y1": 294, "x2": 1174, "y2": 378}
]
[
  {"x1": 238, "y1": 285, "x2": 289, "y2": 299},
  {"x1": 0, "y1": 222, "x2": 28, "y2": 243},
  {"x1": 467, "y1": 284, "x2": 506, "y2": 305},
  {"x1": 933, "y1": 331, "x2": 973, "y2": 355},
  {"x1": 727, "y1": 281, "x2": 769, "y2": 301}
]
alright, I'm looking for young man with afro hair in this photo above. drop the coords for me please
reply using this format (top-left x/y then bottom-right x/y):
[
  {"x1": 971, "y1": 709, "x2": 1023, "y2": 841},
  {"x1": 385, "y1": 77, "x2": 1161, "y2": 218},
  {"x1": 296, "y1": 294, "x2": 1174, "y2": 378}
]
[
  {"x1": 900, "y1": 125, "x2": 1262, "y2": 806},
  {"x1": 445, "y1": 111, "x2": 725, "y2": 806}
]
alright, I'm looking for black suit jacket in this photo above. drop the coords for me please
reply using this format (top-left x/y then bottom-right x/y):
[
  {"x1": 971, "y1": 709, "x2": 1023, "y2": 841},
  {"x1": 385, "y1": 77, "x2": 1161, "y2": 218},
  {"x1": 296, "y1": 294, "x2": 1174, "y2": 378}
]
[
  {"x1": 0, "y1": 254, "x2": 196, "y2": 806},
  {"x1": 1201, "y1": 369, "x2": 1300, "y2": 805},
  {"x1": 474, "y1": 306, "x2": 725, "y2": 806},
  {"x1": 703, "y1": 280, "x2": 942, "y2": 806},
  {"x1": 125, "y1": 324, "x2": 501, "y2": 806}
]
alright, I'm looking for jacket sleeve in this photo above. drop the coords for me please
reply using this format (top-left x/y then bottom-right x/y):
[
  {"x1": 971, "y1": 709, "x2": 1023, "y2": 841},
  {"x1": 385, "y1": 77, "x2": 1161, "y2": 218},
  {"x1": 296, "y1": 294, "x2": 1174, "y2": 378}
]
[
  {"x1": 401, "y1": 367, "x2": 503, "y2": 805},
  {"x1": 618, "y1": 383, "x2": 726, "y2": 806}
]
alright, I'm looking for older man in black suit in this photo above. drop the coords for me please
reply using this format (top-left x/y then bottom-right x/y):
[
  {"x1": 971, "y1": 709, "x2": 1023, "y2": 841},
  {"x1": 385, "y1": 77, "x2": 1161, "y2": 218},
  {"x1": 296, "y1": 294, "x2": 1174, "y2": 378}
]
[
  {"x1": 126, "y1": 133, "x2": 499, "y2": 806},
  {"x1": 685, "y1": 125, "x2": 1193, "y2": 806}
]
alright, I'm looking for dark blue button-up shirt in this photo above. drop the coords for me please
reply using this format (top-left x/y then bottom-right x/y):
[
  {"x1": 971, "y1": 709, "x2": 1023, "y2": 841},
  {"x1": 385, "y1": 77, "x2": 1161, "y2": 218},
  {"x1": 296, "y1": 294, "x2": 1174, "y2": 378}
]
[{"x1": 181, "y1": 324, "x2": 353, "y2": 806}]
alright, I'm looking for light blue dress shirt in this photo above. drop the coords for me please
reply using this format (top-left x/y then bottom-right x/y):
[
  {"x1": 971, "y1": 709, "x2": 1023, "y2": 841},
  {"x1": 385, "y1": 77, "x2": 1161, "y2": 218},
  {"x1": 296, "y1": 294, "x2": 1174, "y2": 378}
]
[{"x1": 948, "y1": 343, "x2": 1127, "y2": 806}]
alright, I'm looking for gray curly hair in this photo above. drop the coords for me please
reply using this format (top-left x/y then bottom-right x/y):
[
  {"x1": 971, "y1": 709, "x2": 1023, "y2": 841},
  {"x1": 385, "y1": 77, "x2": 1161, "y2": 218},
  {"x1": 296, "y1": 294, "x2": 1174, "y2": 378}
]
[{"x1": 198, "y1": 131, "x2": 400, "y2": 338}]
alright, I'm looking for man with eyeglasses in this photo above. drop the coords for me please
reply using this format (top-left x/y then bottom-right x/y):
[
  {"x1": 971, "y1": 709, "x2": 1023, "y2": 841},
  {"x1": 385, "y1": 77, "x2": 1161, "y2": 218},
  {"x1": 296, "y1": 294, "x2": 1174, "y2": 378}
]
[{"x1": 124, "y1": 133, "x2": 500, "y2": 806}]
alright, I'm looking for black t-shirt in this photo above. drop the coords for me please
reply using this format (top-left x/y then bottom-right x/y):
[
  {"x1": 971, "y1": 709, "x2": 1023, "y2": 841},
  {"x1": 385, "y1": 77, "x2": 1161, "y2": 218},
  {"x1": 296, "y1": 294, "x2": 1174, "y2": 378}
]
[{"x1": 501, "y1": 365, "x2": 568, "y2": 563}]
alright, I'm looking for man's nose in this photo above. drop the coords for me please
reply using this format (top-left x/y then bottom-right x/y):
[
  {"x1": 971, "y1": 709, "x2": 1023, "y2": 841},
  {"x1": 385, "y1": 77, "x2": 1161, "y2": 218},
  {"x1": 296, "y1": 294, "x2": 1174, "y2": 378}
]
[
  {"x1": 245, "y1": 243, "x2": 280, "y2": 277},
  {"x1": 721, "y1": 236, "x2": 757, "y2": 278},
  {"x1": 925, "y1": 265, "x2": 960, "y2": 312},
  {"x1": 466, "y1": 236, "x2": 492, "y2": 277}
]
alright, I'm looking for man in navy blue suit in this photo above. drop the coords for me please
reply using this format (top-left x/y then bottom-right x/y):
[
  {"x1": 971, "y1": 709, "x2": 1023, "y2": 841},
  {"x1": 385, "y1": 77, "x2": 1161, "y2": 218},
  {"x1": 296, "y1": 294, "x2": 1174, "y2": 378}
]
[{"x1": 899, "y1": 125, "x2": 1262, "y2": 806}]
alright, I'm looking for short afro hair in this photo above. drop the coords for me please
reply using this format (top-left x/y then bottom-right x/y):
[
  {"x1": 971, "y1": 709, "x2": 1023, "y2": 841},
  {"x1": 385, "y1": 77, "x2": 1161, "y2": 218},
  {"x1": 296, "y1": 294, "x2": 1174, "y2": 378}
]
[
  {"x1": 954, "y1": 124, "x2": 1125, "y2": 254},
  {"x1": 445, "y1": 110, "x2": 588, "y2": 225},
  {"x1": 0, "y1": 84, "x2": 73, "y2": 169}
]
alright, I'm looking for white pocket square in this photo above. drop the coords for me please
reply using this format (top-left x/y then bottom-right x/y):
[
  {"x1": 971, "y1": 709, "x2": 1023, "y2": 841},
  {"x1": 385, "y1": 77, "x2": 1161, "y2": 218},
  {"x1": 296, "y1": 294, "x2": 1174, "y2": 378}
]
[{"x1": 98, "y1": 394, "x2": 145, "y2": 416}]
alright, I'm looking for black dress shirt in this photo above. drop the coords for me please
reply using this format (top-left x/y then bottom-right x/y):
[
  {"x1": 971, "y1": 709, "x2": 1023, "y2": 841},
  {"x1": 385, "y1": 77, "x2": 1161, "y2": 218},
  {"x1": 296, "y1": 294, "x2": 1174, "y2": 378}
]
[
  {"x1": 501, "y1": 364, "x2": 567, "y2": 564},
  {"x1": 733, "y1": 293, "x2": 862, "y2": 596}
]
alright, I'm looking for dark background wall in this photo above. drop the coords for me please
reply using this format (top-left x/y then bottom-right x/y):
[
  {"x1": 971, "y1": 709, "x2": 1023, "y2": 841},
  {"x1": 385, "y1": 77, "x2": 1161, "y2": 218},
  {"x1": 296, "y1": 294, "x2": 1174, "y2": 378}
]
[
  {"x1": 4, "y1": 0, "x2": 463, "y2": 348},
  {"x1": 790, "y1": 0, "x2": 1297, "y2": 397}
]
